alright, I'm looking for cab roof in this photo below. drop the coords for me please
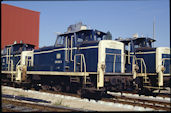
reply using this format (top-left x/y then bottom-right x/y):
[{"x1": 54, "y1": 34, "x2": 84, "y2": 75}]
[
  {"x1": 116, "y1": 37, "x2": 156, "y2": 45},
  {"x1": 5, "y1": 43, "x2": 35, "y2": 48},
  {"x1": 58, "y1": 29, "x2": 106, "y2": 37}
]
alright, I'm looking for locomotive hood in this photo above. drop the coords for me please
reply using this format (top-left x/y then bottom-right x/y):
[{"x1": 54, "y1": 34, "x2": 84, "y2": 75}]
[{"x1": 97, "y1": 40, "x2": 124, "y2": 87}]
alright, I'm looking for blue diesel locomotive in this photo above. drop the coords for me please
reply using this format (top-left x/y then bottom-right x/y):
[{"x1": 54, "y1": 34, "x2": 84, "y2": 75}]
[
  {"x1": 116, "y1": 36, "x2": 170, "y2": 92},
  {"x1": 1, "y1": 23, "x2": 170, "y2": 96}
]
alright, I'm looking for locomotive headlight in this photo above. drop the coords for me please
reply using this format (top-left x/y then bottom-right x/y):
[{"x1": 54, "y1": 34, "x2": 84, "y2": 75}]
[
  {"x1": 101, "y1": 64, "x2": 106, "y2": 71},
  {"x1": 19, "y1": 67, "x2": 22, "y2": 71},
  {"x1": 161, "y1": 66, "x2": 165, "y2": 72},
  {"x1": 134, "y1": 64, "x2": 139, "y2": 71},
  {"x1": 135, "y1": 65, "x2": 139, "y2": 71}
]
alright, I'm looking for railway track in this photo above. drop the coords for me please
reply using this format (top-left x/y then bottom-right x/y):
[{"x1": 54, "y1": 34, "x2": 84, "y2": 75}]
[
  {"x1": 2, "y1": 97, "x2": 88, "y2": 112},
  {"x1": 157, "y1": 93, "x2": 171, "y2": 99},
  {"x1": 104, "y1": 92, "x2": 171, "y2": 111},
  {"x1": 107, "y1": 91, "x2": 170, "y2": 104},
  {"x1": 39, "y1": 87, "x2": 171, "y2": 111},
  {"x1": 121, "y1": 90, "x2": 171, "y2": 98},
  {"x1": 2, "y1": 85, "x2": 171, "y2": 111},
  {"x1": 37, "y1": 89, "x2": 171, "y2": 111}
]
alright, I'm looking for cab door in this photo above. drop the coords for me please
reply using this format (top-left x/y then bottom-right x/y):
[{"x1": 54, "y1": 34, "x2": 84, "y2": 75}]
[{"x1": 65, "y1": 34, "x2": 76, "y2": 71}]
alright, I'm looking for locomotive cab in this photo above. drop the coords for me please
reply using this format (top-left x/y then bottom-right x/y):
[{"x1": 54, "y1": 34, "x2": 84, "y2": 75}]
[
  {"x1": 1, "y1": 43, "x2": 35, "y2": 55},
  {"x1": 55, "y1": 29, "x2": 106, "y2": 47},
  {"x1": 116, "y1": 37, "x2": 155, "y2": 53},
  {"x1": 1, "y1": 42, "x2": 35, "y2": 70},
  {"x1": 54, "y1": 28, "x2": 107, "y2": 72}
]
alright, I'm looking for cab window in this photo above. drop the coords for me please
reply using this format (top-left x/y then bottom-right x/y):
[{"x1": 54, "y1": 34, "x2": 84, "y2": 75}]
[
  {"x1": 13, "y1": 45, "x2": 23, "y2": 53},
  {"x1": 95, "y1": 31, "x2": 105, "y2": 41},
  {"x1": 55, "y1": 36, "x2": 65, "y2": 47}
]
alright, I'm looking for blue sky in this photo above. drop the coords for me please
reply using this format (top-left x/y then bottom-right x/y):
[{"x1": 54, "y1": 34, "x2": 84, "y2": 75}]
[{"x1": 2, "y1": 0, "x2": 170, "y2": 48}]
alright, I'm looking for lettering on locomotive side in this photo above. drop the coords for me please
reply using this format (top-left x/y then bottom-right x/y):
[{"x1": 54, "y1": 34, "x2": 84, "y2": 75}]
[
  {"x1": 55, "y1": 60, "x2": 62, "y2": 64},
  {"x1": 55, "y1": 53, "x2": 62, "y2": 63}
]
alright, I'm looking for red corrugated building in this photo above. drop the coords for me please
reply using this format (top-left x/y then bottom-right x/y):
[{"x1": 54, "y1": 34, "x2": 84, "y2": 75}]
[{"x1": 1, "y1": 3, "x2": 40, "y2": 49}]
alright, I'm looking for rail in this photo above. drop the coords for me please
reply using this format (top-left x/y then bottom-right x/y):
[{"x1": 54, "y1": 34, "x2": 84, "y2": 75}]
[
  {"x1": 136, "y1": 58, "x2": 147, "y2": 82},
  {"x1": 107, "y1": 91, "x2": 171, "y2": 111},
  {"x1": 2, "y1": 98, "x2": 85, "y2": 112},
  {"x1": 16, "y1": 59, "x2": 21, "y2": 68},
  {"x1": 10, "y1": 60, "x2": 14, "y2": 82},
  {"x1": 5, "y1": 46, "x2": 14, "y2": 81},
  {"x1": 25, "y1": 56, "x2": 33, "y2": 67},
  {"x1": 6, "y1": 47, "x2": 11, "y2": 71}
]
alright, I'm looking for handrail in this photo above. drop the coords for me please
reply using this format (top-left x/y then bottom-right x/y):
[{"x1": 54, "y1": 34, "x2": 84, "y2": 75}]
[
  {"x1": 28, "y1": 59, "x2": 32, "y2": 66},
  {"x1": 70, "y1": 35, "x2": 74, "y2": 61},
  {"x1": 10, "y1": 60, "x2": 14, "y2": 71},
  {"x1": 105, "y1": 53, "x2": 137, "y2": 73},
  {"x1": 136, "y1": 58, "x2": 147, "y2": 74},
  {"x1": 136, "y1": 58, "x2": 147, "y2": 82},
  {"x1": 161, "y1": 58, "x2": 170, "y2": 66},
  {"x1": 105, "y1": 53, "x2": 147, "y2": 82},
  {"x1": 10, "y1": 59, "x2": 14, "y2": 81},
  {"x1": 113, "y1": 54, "x2": 116, "y2": 72},
  {"x1": 74, "y1": 54, "x2": 87, "y2": 72},
  {"x1": 65, "y1": 36, "x2": 68, "y2": 61},
  {"x1": 7, "y1": 47, "x2": 11, "y2": 71},
  {"x1": 142, "y1": 59, "x2": 147, "y2": 74},
  {"x1": 74, "y1": 54, "x2": 87, "y2": 84},
  {"x1": 16, "y1": 59, "x2": 21, "y2": 67}
]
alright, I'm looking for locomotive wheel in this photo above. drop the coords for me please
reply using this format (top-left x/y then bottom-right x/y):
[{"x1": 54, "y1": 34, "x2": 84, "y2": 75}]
[
  {"x1": 2, "y1": 82, "x2": 7, "y2": 86},
  {"x1": 138, "y1": 87, "x2": 153, "y2": 96},
  {"x1": 21, "y1": 83, "x2": 31, "y2": 90},
  {"x1": 80, "y1": 89, "x2": 86, "y2": 98},
  {"x1": 77, "y1": 88, "x2": 82, "y2": 96},
  {"x1": 7, "y1": 82, "x2": 13, "y2": 87},
  {"x1": 144, "y1": 88, "x2": 153, "y2": 96},
  {"x1": 52, "y1": 85, "x2": 62, "y2": 92},
  {"x1": 65, "y1": 85, "x2": 70, "y2": 92},
  {"x1": 61, "y1": 85, "x2": 70, "y2": 92},
  {"x1": 13, "y1": 82, "x2": 21, "y2": 88},
  {"x1": 32, "y1": 84, "x2": 40, "y2": 91}
]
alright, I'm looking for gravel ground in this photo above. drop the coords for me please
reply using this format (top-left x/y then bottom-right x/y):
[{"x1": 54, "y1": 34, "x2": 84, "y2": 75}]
[{"x1": 2, "y1": 86, "x2": 153, "y2": 111}]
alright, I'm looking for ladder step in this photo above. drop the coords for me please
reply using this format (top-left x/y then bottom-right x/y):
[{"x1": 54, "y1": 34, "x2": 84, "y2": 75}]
[
  {"x1": 86, "y1": 76, "x2": 90, "y2": 79},
  {"x1": 144, "y1": 81, "x2": 150, "y2": 83},
  {"x1": 85, "y1": 81, "x2": 91, "y2": 85}
]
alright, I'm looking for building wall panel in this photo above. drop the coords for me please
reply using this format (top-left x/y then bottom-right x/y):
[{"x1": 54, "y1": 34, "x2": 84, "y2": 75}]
[{"x1": 1, "y1": 4, "x2": 40, "y2": 49}]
